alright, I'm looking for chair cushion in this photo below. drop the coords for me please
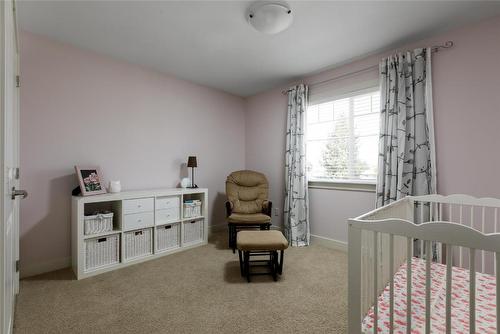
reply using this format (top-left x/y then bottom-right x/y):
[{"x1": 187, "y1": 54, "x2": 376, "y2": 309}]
[
  {"x1": 237, "y1": 230, "x2": 289, "y2": 251},
  {"x1": 226, "y1": 170, "x2": 269, "y2": 214},
  {"x1": 228, "y1": 213, "x2": 271, "y2": 224}
]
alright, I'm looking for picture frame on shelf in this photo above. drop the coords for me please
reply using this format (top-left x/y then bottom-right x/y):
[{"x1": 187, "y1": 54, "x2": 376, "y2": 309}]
[{"x1": 75, "y1": 166, "x2": 107, "y2": 196}]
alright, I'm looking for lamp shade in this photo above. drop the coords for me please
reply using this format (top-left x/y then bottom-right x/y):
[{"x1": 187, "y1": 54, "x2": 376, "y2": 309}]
[{"x1": 187, "y1": 156, "x2": 198, "y2": 168}]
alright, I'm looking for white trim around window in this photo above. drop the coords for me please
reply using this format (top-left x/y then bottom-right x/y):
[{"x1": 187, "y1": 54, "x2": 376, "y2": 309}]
[{"x1": 308, "y1": 180, "x2": 376, "y2": 193}]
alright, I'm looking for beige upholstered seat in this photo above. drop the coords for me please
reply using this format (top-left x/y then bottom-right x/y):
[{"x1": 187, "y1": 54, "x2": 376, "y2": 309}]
[
  {"x1": 228, "y1": 213, "x2": 271, "y2": 224},
  {"x1": 237, "y1": 230, "x2": 289, "y2": 251}
]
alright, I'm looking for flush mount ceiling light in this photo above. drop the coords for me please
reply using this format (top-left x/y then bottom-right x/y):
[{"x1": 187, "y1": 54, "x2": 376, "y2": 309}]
[{"x1": 247, "y1": 1, "x2": 293, "y2": 34}]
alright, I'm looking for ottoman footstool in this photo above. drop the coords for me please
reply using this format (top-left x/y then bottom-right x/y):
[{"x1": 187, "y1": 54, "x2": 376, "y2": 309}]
[{"x1": 236, "y1": 230, "x2": 289, "y2": 282}]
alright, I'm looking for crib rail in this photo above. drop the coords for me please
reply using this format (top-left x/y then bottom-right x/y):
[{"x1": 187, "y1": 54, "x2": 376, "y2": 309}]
[
  {"x1": 348, "y1": 218, "x2": 500, "y2": 333},
  {"x1": 348, "y1": 194, "x2": 500, "y2": 334},
  {"x1": 411, "y1": 194, "x2": 500, "y2": 274}
]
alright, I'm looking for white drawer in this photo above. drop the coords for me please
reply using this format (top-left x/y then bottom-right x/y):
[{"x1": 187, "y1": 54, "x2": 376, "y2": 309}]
[
  {"x1": 123, "y1": 198, "x2": 154, "y2": 215},
  {"x1": 155, "y1": 196, "x2": 180, "y2": 211},
  {"x1": 155, "y1": 208, "x2": 180, "y2": 225},
  {"x1": 123, "y1": 212, "x2": 154, "y2": 231}
]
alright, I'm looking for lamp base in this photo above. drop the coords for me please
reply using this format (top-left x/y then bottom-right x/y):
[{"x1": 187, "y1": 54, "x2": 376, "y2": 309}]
[{"x1": 188, "y1": 184, "x2": 198, "y2": 189}]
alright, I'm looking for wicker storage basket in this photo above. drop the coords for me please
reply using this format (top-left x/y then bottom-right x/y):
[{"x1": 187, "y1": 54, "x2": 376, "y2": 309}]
[
  {"x1": 84, "y1": 212, "x2": 113, "y2": 235},
  {"x1": 183, "y1": 200, "x2": 202, "y2": 218},
  {"x1": 84, "y1": 234, "x2": 120, "y2": 271},
  {"x1": 183, "y1": 219, "x2": 203, "y2": 245},
  {"x1": 123, "y1": 228, "x2": 153, "y2": 260},
  {"x1": 156, "y1": 223, "x2": 180, "y2": 252}
]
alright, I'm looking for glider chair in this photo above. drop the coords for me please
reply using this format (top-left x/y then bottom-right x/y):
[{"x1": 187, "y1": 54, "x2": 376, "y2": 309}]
[{"x1": 225, "y1": 170, "x2": 272, "y2": 253}]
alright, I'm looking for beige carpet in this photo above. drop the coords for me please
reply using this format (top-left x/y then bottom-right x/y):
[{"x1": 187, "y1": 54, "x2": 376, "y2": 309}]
[{"x1": 14, "y1": 233, "x2": 347, "y2": 334}]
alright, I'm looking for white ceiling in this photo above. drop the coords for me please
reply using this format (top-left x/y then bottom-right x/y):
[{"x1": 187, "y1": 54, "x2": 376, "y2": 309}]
[{"x1": 18, "y1": 1, "x2": 500, "y2": 97}]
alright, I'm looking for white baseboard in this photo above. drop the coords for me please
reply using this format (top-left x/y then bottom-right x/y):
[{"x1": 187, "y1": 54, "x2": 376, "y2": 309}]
[
  {"x1": 20, "y1": 256, "x2": 71, "y2": 279},
  {"x1": 310, "y1": 234, "x2": 347, "y2": 252}
]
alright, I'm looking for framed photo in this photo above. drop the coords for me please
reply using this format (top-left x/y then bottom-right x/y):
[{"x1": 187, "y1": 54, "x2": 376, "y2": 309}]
[{"x1": 75, "y1": 166, "x2": 106, "y2": 196}]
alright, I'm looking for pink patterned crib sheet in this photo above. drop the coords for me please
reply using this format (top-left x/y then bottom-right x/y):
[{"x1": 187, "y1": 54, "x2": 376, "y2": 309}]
[{"x1": 362, "y1": 257, "x2": 497, "y2": 333}]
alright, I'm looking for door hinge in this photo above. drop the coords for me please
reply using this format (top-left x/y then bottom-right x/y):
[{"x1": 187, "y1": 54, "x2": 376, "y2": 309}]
[
  {"x1": 15, "y1": 260, "x2": 19, "y2": 273},
  {"x1": 16, "y1": 75, "x2": 20, "y2": 88}
]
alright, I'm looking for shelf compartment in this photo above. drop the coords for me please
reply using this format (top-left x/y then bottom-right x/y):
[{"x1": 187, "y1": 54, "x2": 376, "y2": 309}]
[
  {"x1": 182, "y1": 193, "x2": 204, "y2": 219},
  {"x1": 182, "y1": 218, "x2": 204, "y2": 246},
  {"x1": 156, "y1": 223, "x2": 181, "y2": 252},
  {"x1": 84, "y1": 234, "x2": 120, "y2": 272},
  {"x1": 123, "y1": 228, "x2": 153, "y2": 261},
  {"x1": 83, "y1": 200, "x2": 121, "y2": 232}
]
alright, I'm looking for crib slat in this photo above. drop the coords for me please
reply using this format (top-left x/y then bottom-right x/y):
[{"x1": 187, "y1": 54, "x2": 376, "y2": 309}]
[
  {"x1": 421, "y1": 202, "x2": 425, "y2": 259},
  {"x1": 459, "y1": 205, "x2": 463, "y2": 267},
  {"x1": 430, "y1": 202, "x2": 434, "y2": 221},
  {"x1": 388, "y1": 235, "x2": 394, "y2": 333},
  {"x1": 481, "y1": 207, "x2": 485, "y2": 273},
  {"x1": 407, "y1": 237, "x2": 412, "y2": 334},
  {"x1": 425, "y1": 240, "x2": 432, "y2": 333},
  {"x1": 495, "y1": 208, "x2": 498, "y2": 233},
  {"x1": 469, "y1": 248, "x2": 476, "y2": 334},
  {"x1": 470, "y1": 206, "x2": 474, "y2": 229},
  {"x1": 420, "y1": 201, "x2": 425, "y2": 223},
  {"x1": 438, "y1": 203, "x2": 442, "y2": 262},
  {"x1": 496, "y1": 252, "x2": 500, "y2": 334},
  {"x1": 449, "y1": 203, "x2": 453, "y2": 221},
  {"x1": 373, "y1": 231, "x2": 378, "y2": 332},
  {"x1": 446, "y1": 244, "x2": 452, "y2": 334},
  {"x1": 496, "y1": 209, "x2": 499, "y2": 274}
]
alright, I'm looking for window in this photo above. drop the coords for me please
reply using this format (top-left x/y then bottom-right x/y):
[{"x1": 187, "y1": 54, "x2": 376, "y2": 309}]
[{"x1": 306, "y1": 89, "x2": 380, "y2": 184}]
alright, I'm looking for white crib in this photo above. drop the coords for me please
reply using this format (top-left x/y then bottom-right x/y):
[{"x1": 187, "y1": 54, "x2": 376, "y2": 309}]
[{"x1": 348, "y1": 194, "x2": 500, "y2": 334}]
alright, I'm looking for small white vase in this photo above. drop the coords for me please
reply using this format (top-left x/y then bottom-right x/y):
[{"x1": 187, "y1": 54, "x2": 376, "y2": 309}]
[
  {"x1": 180, "y1": 178, "x2": 190, "y2": 189},
  {"x1": 109, "y1": 180, "x2": 121, "y2": 193}
]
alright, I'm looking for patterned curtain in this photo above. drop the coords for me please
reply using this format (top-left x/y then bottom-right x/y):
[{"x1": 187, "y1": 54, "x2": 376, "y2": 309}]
[
  {"x1": 284, "y1": 84, "x2": 310, "y2": 247},
  {"x1": 376, "y1": 48, "x2": 437, "y2": 259},
  {"x1": 376, "y1": 48, "x2": 436, "y2": 207}
]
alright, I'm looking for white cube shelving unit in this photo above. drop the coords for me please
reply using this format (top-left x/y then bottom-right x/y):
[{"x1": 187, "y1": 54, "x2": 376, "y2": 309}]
[{"x1": 71, "y1": 188, "x2": 208, "y2": 279}]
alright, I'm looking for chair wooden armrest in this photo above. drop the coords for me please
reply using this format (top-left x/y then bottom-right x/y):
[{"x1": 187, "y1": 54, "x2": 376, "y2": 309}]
[
  {"x1": 262, "y1": 200, "x2": 272, "y2": 217},
  {"x1": 225, "y1": 201, "x2": 233, "y2": 217}
]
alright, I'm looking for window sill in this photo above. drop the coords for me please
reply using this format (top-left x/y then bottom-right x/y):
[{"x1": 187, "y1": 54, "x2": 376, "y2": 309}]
[{"x1": 308, "y1": 180, "x2": 376, "y2": 193}]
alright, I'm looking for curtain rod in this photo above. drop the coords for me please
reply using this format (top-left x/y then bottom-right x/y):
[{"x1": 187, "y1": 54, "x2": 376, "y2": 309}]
[{"x1": 281, "y1": 40, "x2": 454, "y2": 95}]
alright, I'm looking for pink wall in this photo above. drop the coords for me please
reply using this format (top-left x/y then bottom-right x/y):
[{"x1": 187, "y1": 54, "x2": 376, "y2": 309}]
[
  {"x1": 20, "y1": 31, "x2": 246, "y2": 277},
  {"x1": 245, "y1": 15, "x2": 500, "y2": 243},
  {"x1": 20, "y1": 15, "x2": 500, "y2": 276}
]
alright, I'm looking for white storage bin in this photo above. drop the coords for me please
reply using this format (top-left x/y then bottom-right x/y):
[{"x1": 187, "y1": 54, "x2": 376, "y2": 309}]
[
  {"x1": 183, "y1": 200, "x2": 202, "y2": 218},
  {"x1": 156, "y1": 196, "x2": 181, "y2": 211},
  {"x1": 155, "y1": 207, "x2": 180, "y2": 225},
  {"x1": 123, "y1": 211, "x2": 154, "y2": 231},
  {"x1": 84, "y1": 212, "x2": 114, "y2": 235},
  {"x1": 156, "y1": 223, "x2": 180, "y2": 252},
  {"x1": 123, "y1": 197, "x2": 154, "y2": 215},
  {"x1": 123, "y1": 228, "x2": 153, "y2": 260},
  {"x1": 183, "y1": 219, "x2": 203, "y2": 245},
  {"x1": 84, "y1": 234, "x2": 119, "y2": 271}
]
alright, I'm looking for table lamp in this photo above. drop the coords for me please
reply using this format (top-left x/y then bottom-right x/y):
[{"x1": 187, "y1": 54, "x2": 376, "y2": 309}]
[{"x1": 187, "y1": 156, "x2": 198, "y2": 188}]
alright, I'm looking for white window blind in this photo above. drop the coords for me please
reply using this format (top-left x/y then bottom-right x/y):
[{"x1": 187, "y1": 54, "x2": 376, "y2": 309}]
[{"x1": 306, "y1": 89, "x2": 380, "y2": 183}]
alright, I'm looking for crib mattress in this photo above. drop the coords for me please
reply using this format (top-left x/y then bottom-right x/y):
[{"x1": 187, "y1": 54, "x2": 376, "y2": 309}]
[{"x1": 362, "y1": 257, "x2": 497, "y2": 333}]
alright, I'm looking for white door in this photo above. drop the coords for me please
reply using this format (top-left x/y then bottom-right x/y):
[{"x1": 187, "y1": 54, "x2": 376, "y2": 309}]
[{"x1": 1, "y1": 1, "x2": 21, "y2": 333}]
